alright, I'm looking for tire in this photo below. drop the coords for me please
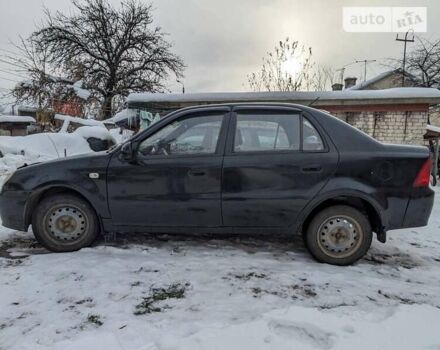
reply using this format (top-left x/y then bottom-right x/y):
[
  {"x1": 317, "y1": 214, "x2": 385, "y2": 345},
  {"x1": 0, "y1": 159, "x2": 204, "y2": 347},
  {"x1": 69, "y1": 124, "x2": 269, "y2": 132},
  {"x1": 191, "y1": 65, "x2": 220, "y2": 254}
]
[
  {"x1": 305, "y1": 205, "x2": 372, "y2": 266},
  {"x1": 32, "y1": 194, "x2": 99, "y2": 252}
]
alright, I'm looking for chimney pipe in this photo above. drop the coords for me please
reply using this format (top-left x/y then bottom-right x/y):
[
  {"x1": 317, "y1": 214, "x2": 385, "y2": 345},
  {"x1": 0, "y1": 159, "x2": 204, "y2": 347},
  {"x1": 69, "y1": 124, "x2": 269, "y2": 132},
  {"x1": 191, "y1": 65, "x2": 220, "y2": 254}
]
[
  {"x1": 344, "y1": 77, "x2": 357, "y2": 89},
  {"x1": 332, "y1": 83, "x2": 343, "y2": 91}
]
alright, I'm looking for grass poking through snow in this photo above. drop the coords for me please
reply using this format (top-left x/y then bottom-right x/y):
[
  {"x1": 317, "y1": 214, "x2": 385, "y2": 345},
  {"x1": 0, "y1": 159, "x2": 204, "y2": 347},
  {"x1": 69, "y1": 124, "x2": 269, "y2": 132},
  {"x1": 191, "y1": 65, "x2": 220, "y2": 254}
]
[{"x1": 134, "y1": 282, "x2": 189, "y2": 315}]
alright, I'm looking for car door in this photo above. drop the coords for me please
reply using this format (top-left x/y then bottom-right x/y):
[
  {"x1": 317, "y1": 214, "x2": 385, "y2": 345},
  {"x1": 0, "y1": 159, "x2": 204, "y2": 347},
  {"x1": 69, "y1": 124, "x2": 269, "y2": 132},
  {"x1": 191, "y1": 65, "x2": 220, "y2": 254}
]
[
  {"x1": 106, "y1": 108, "x2": 230, "y2": 230},
  {"x1": 222, "y1": 106, "x2": 338, "y2": 229}
]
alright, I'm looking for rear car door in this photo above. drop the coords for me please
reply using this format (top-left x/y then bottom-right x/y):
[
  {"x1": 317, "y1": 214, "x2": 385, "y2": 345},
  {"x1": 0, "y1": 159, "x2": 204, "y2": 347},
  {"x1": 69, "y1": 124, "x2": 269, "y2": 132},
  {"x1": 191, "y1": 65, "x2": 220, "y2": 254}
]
[
  {"x1": 106, "y1": 108, "x2": 230, "y2": 230},
  {"x1": 222, "y1": 106, "x2": 338, "y2": 229}
]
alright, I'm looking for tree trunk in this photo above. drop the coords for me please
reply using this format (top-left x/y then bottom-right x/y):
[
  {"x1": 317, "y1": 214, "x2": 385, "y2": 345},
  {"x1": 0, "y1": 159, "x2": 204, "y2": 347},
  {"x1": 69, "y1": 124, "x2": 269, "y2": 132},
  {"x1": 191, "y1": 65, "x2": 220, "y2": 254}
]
[{"x1": 100, "y1": 95, "x2": 113, "y2": 120}]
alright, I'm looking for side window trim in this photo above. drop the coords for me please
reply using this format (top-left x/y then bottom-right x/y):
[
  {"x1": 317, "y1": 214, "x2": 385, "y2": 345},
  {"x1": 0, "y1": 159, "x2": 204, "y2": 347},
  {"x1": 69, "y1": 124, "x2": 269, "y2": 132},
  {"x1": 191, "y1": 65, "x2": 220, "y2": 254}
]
[{"x1": 136, "y1": 111, "x2": 231, "y2": 159}]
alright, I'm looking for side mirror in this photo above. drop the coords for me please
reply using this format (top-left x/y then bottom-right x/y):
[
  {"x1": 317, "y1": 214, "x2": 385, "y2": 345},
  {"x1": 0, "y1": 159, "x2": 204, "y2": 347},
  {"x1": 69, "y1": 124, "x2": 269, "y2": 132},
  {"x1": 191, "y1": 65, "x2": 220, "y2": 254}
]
[{"x1": 120, "y1": 142, "x2": 134, "y2": 161}]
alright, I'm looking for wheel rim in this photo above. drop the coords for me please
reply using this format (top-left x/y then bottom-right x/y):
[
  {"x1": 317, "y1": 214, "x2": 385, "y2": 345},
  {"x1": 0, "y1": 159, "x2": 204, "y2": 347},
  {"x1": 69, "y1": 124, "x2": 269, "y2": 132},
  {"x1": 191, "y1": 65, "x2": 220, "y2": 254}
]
[
  {"x1": 316, "y1": 215, "x2": 363, "y2": 259},
  {"x1": 45, "y1": 206, "x2": 88, "y2": 242}
]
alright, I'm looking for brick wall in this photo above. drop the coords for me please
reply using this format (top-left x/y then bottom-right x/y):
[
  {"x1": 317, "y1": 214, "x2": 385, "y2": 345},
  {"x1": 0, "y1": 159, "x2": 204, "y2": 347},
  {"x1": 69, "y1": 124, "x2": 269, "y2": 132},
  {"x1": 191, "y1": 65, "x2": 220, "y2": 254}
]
[{"x1": 331, "y1": 111, "x2": 428, "y2": 145}]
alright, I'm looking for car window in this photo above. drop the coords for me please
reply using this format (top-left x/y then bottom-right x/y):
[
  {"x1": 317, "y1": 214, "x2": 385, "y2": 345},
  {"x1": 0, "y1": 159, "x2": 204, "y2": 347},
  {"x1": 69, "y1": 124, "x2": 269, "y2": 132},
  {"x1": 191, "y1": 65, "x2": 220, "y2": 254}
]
[
  {"x1": 302, "y1": 118, "x2": 324, "y2": 151},
  {"x1": 138, "y1": 115, "x2": 223, "y2": 156},
  {"x1": 234, "y1": 114, "x2": 300, "y2": 152}
]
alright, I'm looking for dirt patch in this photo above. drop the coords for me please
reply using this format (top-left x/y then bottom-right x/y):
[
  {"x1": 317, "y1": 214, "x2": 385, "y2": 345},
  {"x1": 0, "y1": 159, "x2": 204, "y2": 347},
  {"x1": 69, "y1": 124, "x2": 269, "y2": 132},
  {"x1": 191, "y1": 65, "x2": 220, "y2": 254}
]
[
  {"x1": 0, "y1": 234, "x2": 43, "y2": 259},
  {"x1": 364, "y1": 250, "x2": 420, "y2": 269},
  {"x1": 232, "y1": 272, "x2": 268, "y2": 281},
  {"x1": 251, "y1": 283, "x2": 319, "y2": 300}
]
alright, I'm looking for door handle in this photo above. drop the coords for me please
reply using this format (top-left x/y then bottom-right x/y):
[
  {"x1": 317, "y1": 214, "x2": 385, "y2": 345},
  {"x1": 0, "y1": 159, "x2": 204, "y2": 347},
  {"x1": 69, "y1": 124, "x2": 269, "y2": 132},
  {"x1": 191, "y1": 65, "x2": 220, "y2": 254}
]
[
  {"x1": 188, "y1": 170, "x2": 206, "y2": 176},
  {"x1": 301, "y1": 165, "x2": 322, "y2": 173}
]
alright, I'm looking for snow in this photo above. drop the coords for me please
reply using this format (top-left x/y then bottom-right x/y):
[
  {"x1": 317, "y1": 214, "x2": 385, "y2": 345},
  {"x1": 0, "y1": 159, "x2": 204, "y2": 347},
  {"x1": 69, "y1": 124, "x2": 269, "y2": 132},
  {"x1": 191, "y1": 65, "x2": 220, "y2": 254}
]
[
  {"x1": 72, "y1": 80, "x2": 91, "y2": 100},
  {"x1": 0, "y1": 115, "x2": 36, "y2": 123},
  {"x1": 426, "y1": 124, "x2": 440, "y2": 133},
  {"x1": 1, "y1": 174, "x2": 440, "y2": 349},
  {"x1": 0, "y1": 133, "x2": 92, "y2": 167},
  {"x1": 73, "y1": 126, "x2": 116, "y2": 143},
  {"x1": 107, "y1": 108, "x2": 138, "y2": 124},
  {"x1": 109, "y1": 127, "x2": 134, "y2": 143},
  {"x1": 55, "y1": 114, "x2": 106, "y2": 129},
  {"x1": 128, "y1": 87, "x2": 440, "y2": 104},
  {"x1": 348, "y1": 70, "x2": 396, "y2": 90}
]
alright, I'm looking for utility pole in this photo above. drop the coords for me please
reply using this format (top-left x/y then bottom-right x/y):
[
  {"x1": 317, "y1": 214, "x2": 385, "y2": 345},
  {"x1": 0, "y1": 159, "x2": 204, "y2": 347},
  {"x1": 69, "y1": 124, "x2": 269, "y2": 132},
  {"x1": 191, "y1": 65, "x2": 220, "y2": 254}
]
[
  {"x1": 355, "y1": 59, "x2": 377, "y2": 82},
  {"x1": 396, "y1": 29, "x2": 415, "y2": 86}
]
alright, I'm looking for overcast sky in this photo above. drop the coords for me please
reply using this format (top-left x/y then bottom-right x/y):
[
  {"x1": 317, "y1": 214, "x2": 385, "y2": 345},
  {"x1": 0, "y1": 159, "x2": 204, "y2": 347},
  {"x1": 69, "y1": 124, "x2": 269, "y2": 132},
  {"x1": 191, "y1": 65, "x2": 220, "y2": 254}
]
[{"x1": 0, "y1": 0, "x2": 439, "y2": 97}]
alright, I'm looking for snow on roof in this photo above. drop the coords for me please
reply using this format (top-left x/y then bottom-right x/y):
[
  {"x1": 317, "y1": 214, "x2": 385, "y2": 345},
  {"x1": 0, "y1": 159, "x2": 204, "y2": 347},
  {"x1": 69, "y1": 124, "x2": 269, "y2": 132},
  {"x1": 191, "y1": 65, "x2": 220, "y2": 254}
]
[
  {"x1": 17, "y1": 105, "x2": 38, "y2": 112},
  {"x1": 105, "y1": 108, "x2": 137, "y2": 124},
  {"x1": 54, "y1": 114, "x2": 105, "y2": 128},
  {"x1": 426, "y1": 124, "x2": 440, "y2": 133},
  {"x1": 0, "y1": 115, "x2": 36, "y2": 123},
  {"x1": 348, "y1": 71, "x2": 396, "y2": 90},
  {"x1": 128, "y1": 88, "x2": 440, "y2": 104},
  {"x1": 349, "y1": 69, "x2": 418, "y2": 90}
]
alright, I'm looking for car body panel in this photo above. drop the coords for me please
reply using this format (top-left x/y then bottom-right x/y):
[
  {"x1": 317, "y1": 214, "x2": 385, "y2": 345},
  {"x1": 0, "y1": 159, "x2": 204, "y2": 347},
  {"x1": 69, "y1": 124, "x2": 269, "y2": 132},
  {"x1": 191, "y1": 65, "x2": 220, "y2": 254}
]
[
  {"x1": 0, "y1": 103, "x2": 434, "y2": 238},
  {"x1": 105, "y1": 109, "x2": 230, "y2": 230},
  {"x1": 0, "y1": 152, "x2": 111, "y2": 231},
  {"x1": 221, "y1": 106, "x2": 339, "y2": 228}
]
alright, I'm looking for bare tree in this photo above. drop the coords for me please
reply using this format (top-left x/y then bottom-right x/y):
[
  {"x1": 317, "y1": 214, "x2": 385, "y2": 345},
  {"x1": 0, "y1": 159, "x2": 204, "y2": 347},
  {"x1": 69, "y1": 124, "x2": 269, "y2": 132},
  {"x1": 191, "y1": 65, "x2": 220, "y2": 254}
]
[
  {"x1": 32, "y1": 0, "x2": 184, "y2": 119},
  {"x1": 310, "y1": 65, "x2": 336, "y2": 91},
  {"x1": 9, "y1": 37, "x2": 62, "y2": 110},
  {"x1": 394, "y1": 36, "x2": 440, "y2": 88},
  {"x1": 247, "y1": 38, "x2": 316, "y2": 92}
]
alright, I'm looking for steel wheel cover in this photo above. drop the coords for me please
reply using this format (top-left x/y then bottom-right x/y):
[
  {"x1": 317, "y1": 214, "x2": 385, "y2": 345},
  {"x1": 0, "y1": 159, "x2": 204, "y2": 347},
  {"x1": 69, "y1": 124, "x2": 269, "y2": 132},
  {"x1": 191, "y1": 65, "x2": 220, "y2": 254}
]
[
  {"x1": 316, "y1": 215, "x2": 363, "y2": 258},
  {"x1": 45, "y1": 206, "x2": 88, "y2": 242}
]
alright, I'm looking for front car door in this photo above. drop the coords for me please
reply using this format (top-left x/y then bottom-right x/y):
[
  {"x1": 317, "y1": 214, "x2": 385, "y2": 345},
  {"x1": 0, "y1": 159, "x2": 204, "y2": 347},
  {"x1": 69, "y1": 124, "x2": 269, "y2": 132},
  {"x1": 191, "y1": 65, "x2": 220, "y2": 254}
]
[
  {"x1": 222, "y1": 106, "x2": 338, "y2": 230},
  {"x1": 106, "y1": 107, "x2": 230, "y2": 231}
]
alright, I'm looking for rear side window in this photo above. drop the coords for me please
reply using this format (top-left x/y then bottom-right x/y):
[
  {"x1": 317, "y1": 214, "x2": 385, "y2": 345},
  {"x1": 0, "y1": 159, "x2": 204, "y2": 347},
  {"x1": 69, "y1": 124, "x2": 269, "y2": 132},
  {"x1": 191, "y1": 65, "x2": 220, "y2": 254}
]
[
  {"x1": 302, "y1": 118, "x2": 324, "y2": 151},
  {"x1": 234, "y1": 114, "x2": 300, "y2": 152}
]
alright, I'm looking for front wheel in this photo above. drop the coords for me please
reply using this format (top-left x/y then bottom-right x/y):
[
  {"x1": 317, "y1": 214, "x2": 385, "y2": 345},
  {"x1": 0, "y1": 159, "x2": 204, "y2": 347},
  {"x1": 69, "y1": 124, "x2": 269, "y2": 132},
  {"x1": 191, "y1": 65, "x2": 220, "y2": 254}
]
[
  {"x1": 32, "y1": 194, "x2": 99, "y2": 252},
  {"x1": 305, "y1": 205, "x2": 372, "y2": 265}
]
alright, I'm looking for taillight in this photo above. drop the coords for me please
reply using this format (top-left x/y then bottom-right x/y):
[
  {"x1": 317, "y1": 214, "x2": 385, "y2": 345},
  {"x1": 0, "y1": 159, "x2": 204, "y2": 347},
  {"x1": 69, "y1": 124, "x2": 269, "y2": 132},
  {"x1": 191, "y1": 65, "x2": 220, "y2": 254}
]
[{"x1": 413, "y1": 157, "x2": 432, "y2": 187}]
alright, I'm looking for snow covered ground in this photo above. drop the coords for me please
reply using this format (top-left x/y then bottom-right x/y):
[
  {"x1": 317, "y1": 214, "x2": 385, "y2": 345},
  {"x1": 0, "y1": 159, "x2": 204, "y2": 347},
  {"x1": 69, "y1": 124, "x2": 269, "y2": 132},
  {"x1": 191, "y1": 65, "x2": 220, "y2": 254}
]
[{"x1": 1, "y1": 188, "x2": 440, "y2": 349}]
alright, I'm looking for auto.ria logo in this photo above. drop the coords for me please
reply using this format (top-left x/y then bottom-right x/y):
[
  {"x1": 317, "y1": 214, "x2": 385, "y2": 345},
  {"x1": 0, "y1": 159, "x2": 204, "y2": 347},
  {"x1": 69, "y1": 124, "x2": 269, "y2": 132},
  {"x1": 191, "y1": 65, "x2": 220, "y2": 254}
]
[{"x1": 343, "y1": 7, "x2": 427, "y2": 33}]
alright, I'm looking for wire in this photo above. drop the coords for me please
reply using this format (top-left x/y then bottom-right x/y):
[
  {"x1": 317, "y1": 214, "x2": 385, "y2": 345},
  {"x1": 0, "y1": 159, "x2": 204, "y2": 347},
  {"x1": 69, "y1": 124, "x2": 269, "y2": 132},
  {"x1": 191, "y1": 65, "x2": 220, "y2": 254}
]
[
  {"x1": 0, "y1": 76, "x2": 20, "y2": 83},
  {"x1": 0, "y1": 58, "x2": 28, "y2": 70},
  {"x1": 0, "y1": 68, "x2": 27, "y2": 79},
  {"x1": 0, "y1": 47, "x2": 21, "y2": 56}
]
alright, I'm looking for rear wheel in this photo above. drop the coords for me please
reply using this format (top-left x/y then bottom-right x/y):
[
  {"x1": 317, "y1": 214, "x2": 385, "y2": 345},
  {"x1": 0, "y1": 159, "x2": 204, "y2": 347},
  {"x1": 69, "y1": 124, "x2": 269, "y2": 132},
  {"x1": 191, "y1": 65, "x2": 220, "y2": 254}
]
[
  {"x1": 32, "y1": 194, "x2": 99, "y2": 252},
  {"x1": 305, "y1": 205, "x2": 372, "y2": 265}
]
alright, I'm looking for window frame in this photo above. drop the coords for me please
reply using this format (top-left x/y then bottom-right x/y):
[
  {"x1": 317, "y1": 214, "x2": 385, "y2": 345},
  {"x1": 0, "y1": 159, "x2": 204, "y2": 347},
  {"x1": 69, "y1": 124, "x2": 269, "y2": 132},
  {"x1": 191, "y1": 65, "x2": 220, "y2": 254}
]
[
  {"x1": 134, "y1": 109, "x2": 231, "y2": 160},
  {"x1": 226, "y1": 108, "x2": 328, "y2": 156}
]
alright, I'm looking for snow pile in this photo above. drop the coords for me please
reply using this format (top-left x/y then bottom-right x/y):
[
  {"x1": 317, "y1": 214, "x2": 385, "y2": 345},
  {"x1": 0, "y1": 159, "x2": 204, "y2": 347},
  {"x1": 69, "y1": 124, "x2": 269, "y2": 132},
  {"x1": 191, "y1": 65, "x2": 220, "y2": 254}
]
[
  {"x1": 74, "y1": 126, "x2": 116, "y2": 143},
  {"x1": 0, "y1": 133, "x2": 92, "y2": 171},
  {"x1": 55, "y1": 114, "x2": 105, "y2": 131}
]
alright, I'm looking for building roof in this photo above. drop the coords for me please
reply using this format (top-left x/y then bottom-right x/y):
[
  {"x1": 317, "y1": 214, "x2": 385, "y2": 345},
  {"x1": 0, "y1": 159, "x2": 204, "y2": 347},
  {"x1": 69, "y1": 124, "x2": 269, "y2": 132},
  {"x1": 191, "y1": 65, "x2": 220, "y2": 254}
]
[
  {"x1": 348, "y1": 69, "x2": 418, "y2": 90},
  {"x1": 128, "y1": 88, "x2": 440, "y2": 108}
]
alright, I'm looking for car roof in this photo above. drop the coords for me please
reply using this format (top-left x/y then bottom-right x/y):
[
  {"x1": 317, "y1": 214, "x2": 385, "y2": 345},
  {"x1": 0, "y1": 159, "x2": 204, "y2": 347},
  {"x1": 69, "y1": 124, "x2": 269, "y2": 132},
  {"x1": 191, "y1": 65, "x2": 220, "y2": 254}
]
[{"x1": 169, "y1": 102, "x2": 307, "y2": 114}]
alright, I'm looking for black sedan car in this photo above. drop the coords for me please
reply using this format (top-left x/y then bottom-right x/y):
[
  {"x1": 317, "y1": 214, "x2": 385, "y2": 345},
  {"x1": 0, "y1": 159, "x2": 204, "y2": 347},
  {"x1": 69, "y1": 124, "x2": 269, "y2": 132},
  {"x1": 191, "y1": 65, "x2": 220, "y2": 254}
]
[{"x1": 0, "y1": 103, "x2": 434, "y2": 265}]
